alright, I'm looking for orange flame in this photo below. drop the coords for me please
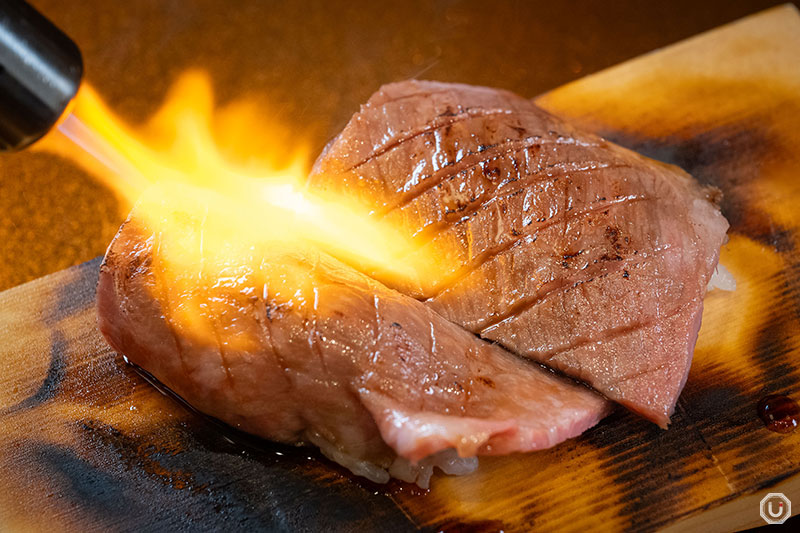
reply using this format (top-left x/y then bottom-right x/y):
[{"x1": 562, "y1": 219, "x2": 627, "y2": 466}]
[
  {"x1": 32, "y1": 71, "x2": 449, "y2": 350},
  {"x1": 36, "y1": 71, "x2": 442, "y2": 289}
]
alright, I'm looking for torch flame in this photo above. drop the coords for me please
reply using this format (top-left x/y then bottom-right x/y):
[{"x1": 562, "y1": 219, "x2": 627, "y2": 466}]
[{"x1": 38, "y1": 71, "x2": 441, "y2": 290}]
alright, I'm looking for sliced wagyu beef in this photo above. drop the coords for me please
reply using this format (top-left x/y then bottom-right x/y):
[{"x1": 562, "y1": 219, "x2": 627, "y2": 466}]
[
  {"x1": 97, "y1": 195, "x2": 609, "y2": 486},
  {"x1": 308, "y1": 80, "x2": 729, "y2": 427}
]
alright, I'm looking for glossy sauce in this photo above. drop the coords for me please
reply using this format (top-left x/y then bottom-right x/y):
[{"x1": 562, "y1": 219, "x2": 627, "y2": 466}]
[{"x1": 757, "y1": 394, "x2": 800, "y2": 434}]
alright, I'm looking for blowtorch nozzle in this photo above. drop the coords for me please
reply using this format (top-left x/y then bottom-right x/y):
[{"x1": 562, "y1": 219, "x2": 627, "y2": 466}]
[{"x1": 0, "y1": 0, "x2": 83, "y2": 151}]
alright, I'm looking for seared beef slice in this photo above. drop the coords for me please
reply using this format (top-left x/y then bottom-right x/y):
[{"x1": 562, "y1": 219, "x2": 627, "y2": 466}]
[
  {"x1": 97, "y1": 203, "x2": 609, "y2": 484},
  {"x1": 308, "y1": 80, "x2": 729, "y2": 426}
]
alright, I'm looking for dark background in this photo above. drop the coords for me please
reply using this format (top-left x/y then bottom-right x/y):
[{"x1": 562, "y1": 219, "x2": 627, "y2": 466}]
[{"x1": 0, "y1": 0, "x2": 792, "y2": 291}]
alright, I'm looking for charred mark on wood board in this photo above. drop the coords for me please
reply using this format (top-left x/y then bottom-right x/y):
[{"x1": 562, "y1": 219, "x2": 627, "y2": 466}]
[
  {"x1": 46, "y1": 257, "x2": 102, "y2": 325},
  {"x1": 678, "y1": 369, "x2": 797, "y2": 486},
  {"x1": 583, "y1": 409, "x2": 699, "y2": 531},
  {"x1": 595, "y1": 112, "x2": 795, "y2": 253},
  {"x1": 69, "y1": 411, "x2": 419, "y2": 531},
  {"x1": 752, "y1": 317, "x2": 800, "y2": 391},
  {"x1": 0, "y1": 330, "x2": 67, "y2": 416},
  {"x1": 679, "y1": 373, "x2": 752, "y2": 432},
  {"x1": 117, "y1": 363, "x2": 418, "y2": 526},
  {"x1": 436, "y1": 519, "x2": 507, "y2": 532},
  {"x1": 28, "y1": 442, "x2": 147, "y2": 522},
  {"x1": 81, "y1": 420, "x2": 197, "y2": 490}
]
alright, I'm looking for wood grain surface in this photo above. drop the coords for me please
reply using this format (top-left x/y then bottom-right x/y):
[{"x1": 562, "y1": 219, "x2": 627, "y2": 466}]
[{"x1": 2, "y1": 5, "x2": 800, "y2": 532}]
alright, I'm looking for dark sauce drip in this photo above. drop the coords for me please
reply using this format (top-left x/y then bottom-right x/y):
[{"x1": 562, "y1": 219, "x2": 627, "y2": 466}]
[{"x1": 757, "y1": 394, "x2": 800, "y2": 434}]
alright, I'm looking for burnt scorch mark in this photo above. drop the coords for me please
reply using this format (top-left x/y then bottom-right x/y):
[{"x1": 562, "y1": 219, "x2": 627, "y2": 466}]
[
  {"x1": 603, "y1": 225, "x2": 630, "y2": 260},
  {"x1": 72, "y1": 414, "x2": 419, "y2": 532},
  {"x1": 188, "y1": 432, "x2": 421, "y2": 532},
  {"x1": 583, "y1": 409, "x2": 701, "y2": 531},
  {"x1": 676, "y1": 368, "x2": 798, "y2": 488},
  {"x1": 113, "y1": 362, "x2": 418, "y2": 530},
  {"x1": 483, "y1": 165, "x2": 501, "y2": 180},
  {"x1": 780, "y1": 260, "x2": 800, "y2": 323},
  {"x1": 476, "y1": 376, "x2": 496, "y2": 389},
  {"x1": 677, "y1": 365, "x2": 753, "y2": 431},
  {"x1": 435, "y1": 519, "x2": 508, "y2": 532},
  {"x1": 597, "y1": 123, "x2": 795, "y2": 253},
  {"x1": 0, "y1": 331, "x2": 67, "y2": 416},
  {"x1": 561, "y1": 249, "x2": 584, "y2": 268},
  {"x1": 28, "y1": 442, "x2": 148, "y2": 524},
  {"x1": 438, "y1": 105, "x2": 459, "y2": 117},
  {"x1": 45, "y1": 256, "x2": 102, "y2": 326},
  {"x1": 752, "y1": 318, "x2": 800, "y2": 392},
  {"x1": 81, "y1": 420, "x2": 197, "y2": 490},
  {"x1": 69, "y1": 420, "x2": 297, "y2": 531}
]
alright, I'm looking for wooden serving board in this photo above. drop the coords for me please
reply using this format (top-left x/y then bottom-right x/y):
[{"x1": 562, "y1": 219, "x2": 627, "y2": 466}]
[{"x1": 2, "y1": 5, "x2": 800, "y2": 531}]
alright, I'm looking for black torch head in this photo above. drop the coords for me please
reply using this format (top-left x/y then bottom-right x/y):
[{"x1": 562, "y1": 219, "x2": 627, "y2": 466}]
[{"x1": 0, "y1": 0, "x2": 83, "y2": 151}]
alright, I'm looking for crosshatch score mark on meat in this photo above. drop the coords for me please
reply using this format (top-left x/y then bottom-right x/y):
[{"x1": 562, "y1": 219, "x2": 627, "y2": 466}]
[{"x1": 96, "y1": 79, "x2": 730, "y2": 486}]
